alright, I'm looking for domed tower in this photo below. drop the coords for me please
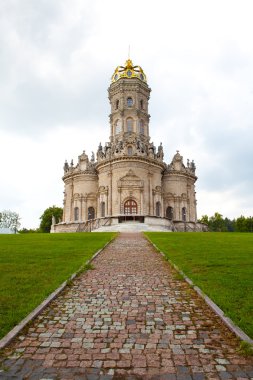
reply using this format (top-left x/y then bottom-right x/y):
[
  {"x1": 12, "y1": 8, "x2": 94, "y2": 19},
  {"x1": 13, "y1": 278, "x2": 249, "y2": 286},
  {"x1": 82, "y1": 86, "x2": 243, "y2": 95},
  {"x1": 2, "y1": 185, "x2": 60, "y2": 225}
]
[
  {"x1": 108, "y1": 59, "x2": 151, "y2": 157},
  {"x1": 96, "y1": 59, "x2": 166, "y2": 220}
]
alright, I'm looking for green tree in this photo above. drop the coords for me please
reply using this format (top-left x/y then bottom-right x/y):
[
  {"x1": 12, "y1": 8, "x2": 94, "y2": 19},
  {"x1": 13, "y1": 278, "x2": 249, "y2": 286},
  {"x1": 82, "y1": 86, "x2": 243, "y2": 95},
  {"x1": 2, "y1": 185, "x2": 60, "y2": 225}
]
[
  {"x1": 235, "y1": 216, "x2": 253, "y2": 232},
  {"x1": 209, "y1": 212, "x2": 226, "y2": 232},
  {"x1": 19, "y1": 228, "x2": 40, "y2": 234},
  {"x1": 0, "y1": 210, "x2": 21, "y2": 233},
  {"x1": 235, "y1": 216, "x2": 247, "y2": 232},
  {"x1": 246, "y1": 217, "x2": 253, "y2": 233},
  {"x1": 224, "y1": 217, "x2": 235, "y2": 232},
  {"x1": 39, "y1": 206, "x2": 63, "y2": 233},
  {"x1": 198, "y1": 215, "x2": 209, "y2": 225}
]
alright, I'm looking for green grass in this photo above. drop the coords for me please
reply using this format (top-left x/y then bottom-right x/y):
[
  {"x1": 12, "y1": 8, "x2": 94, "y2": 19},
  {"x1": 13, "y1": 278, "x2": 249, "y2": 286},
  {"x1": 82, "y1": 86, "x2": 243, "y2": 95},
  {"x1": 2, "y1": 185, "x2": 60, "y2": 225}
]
[
  {"x1": 145, "y1": 232, "x2": 253, "y2": 339},
  {"x1": 0, "y1": 232, "x2": 116, "y2": 339}
]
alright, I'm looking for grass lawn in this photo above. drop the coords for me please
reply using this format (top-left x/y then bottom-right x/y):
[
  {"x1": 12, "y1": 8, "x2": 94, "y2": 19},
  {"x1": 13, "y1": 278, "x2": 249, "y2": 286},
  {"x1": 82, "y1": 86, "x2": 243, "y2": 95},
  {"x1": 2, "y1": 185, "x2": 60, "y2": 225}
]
[
  {"x1": 145, "y1": 232, "x2": 253, "y2": 339},
  {"x1": 0, "y1": 232, "x2": 116, "y2": 339}
]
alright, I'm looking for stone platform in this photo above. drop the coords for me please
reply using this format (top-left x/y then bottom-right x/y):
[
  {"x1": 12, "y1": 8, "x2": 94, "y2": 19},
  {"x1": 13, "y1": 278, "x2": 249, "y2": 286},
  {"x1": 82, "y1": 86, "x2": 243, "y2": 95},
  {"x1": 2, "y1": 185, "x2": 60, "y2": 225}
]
[
  {"x1": 0, "y1": 233, "x2": 252, "y2": 379},
  {"x1": 93, "y1": 222, "x2": 171, "y2": 232}
]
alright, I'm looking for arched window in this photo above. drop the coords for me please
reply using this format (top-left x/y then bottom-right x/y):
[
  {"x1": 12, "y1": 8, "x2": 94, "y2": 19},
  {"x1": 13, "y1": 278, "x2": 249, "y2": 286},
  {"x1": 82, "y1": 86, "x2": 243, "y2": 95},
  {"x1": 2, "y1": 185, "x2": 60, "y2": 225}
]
[
  {"x1": 115, "y1": 99, "x2": 119, "y2": 109},
  {"x1": 101, "y1": 202, "x2": 105, "y2": 217},
  {"x1": 127, "y1": 146, "x2": 133, "y2": 155},
  {"x1": 166, "y1": 206, "x2": 173, "y2": 220},
  {"x1": 140, "y1": 99, "x2": 144, "y2": 109},
  {"x1": 127, "y1": 97, "x2": 133, "y2": 107},
  {"x1": 124, "y1": 199, "x2": 137, "y2": 215},
  {"x1": 156, "y1": 202, "x2": 161, "y2": 217},
  {"x1": 126, "y1": 118, "x2": 133, "y2": 132},
  {"x1": 74, "y1": 207, "x2": 79, "y2": 221},
  {"x1": 115, "y1": 119, "x2": 122, "y2": 135},
  {"x1": 139, "y1": 119, "x2": 144, "y2": 135},
  {"x1": 88, "y1": 207, "x2": 95, "y2": 220},
  {"x1": 182, "y1": 207, "x2": 186, "y2": 222}
]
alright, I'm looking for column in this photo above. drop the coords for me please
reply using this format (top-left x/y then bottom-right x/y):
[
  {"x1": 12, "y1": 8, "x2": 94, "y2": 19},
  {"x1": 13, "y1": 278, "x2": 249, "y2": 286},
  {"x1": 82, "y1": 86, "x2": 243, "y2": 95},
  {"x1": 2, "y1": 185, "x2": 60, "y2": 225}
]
[
  {"x1": 106, "y1": 187, "x2": 109, "y2": 216},
  {"x1": 97, "y1": 193, "x2": 100, "y2": 218},
  {"x1": 161, "y1": 193, "x2": 164, "y2": 217},
  {"x1": 152, "y1": 189, "x2": 155, "y2": 216},
  {"x1": 108, "y1": 170, "x2": 112, "y2": 216},
  {"x1": 174, "y1": 196, "x2": 180, "y2": 220},
  {"x1": 118, "y1": 188, "x2": 122, "y2": 214},
  {"x1": 83, "y1": 195, "x2": 88, "y2": 222},
  {"x1": 148, "y1": 171, "x2": 152, "y2": 215},
  {"x1": 140, "y1": 189, "x2": 143, "y2": 215},
  {"x1": 80, "y1": 196, "x2": 83, "y2": 222}
]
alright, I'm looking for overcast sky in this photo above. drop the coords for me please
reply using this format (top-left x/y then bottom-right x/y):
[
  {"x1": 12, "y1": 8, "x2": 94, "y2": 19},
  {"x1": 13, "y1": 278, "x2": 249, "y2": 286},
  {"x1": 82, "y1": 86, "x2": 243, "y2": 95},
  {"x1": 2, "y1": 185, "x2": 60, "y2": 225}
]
[{"x1": 1, "y1": 0, "x2": 253, "y2": 229}]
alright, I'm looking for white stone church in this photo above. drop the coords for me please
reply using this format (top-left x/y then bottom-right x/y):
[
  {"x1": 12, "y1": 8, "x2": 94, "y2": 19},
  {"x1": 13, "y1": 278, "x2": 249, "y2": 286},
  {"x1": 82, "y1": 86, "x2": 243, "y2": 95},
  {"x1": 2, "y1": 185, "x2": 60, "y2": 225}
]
[{"x1": 52, "y1": 59, "x2": 205, "y2": 232}]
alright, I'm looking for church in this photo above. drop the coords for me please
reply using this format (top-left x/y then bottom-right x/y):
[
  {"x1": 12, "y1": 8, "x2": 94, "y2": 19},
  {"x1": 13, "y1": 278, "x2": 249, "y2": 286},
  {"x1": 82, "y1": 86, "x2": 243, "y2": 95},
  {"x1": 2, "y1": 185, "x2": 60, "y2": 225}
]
[{"x1": 52, "y1": 59, "x2": 205, "y2": 232}]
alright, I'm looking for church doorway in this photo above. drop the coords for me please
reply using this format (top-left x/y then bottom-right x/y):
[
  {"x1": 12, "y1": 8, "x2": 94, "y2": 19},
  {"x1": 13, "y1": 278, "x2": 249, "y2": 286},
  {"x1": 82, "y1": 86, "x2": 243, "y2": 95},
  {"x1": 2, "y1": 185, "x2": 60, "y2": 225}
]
[
  {"x1": 124, "y1": 199, "x2": 138, "y2": 215},
  {"x1": 166, "y1": 206, "x2": 173, "y2": 220},
  {"x1": 88, "y1": 207, "x2": 95, "y2": 220}
]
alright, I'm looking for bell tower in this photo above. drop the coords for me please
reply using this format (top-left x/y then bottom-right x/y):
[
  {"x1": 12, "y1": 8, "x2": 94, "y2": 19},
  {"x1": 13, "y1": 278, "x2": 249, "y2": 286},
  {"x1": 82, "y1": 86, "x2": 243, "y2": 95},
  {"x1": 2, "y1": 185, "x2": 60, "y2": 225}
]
[{"x1": 108, "y1": 59, "x2": 151, "y2": 157}]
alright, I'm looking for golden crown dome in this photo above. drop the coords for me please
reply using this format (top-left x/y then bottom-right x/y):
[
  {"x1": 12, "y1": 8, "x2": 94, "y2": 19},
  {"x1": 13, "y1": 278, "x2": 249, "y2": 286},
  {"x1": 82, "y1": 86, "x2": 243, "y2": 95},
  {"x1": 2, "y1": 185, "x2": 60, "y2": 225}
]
[{"x1": 111, "y1": 59, "x2": 147, "y2": 83}]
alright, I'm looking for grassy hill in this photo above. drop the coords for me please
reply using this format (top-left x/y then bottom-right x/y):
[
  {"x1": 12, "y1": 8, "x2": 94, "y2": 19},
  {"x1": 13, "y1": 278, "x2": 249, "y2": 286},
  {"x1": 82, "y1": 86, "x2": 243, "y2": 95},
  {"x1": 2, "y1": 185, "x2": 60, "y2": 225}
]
[
  {"x1": 0, "y1": 232, "x2": 116, "y2": 339},
  {"x1": 145, "y1": 232, "x2": 253, "y2": 339}
]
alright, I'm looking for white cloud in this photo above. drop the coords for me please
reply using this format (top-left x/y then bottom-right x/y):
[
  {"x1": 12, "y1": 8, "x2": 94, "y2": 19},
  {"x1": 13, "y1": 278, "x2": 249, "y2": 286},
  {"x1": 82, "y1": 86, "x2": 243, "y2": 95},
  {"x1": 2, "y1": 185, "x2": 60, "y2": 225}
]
[{"x1": 1, "y1": 0, "x2": 253, "y2": 228}]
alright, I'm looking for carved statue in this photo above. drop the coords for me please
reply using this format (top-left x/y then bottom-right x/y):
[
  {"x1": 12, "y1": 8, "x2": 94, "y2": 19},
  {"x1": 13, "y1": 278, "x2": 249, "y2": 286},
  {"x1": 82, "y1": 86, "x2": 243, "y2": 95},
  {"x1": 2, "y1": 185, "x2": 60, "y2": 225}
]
[
  {"x1": 191, "y1": 160, "x2": 196, "y2": 173},
  {"x1": 105, "y1": 144, "x2": 111, "y2": 158},
  {"x1": 157, "y1": 142, "x2": 164, "y2": 160},
  {"x1": 64, "y1": 160, "x2": 69, "y2": 172}
]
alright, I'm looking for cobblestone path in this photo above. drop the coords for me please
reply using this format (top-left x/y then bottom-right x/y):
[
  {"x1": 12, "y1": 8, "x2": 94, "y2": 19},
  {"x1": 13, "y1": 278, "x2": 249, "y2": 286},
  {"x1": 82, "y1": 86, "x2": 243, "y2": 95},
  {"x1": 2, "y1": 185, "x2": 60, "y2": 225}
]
[{"x1": 0, "y1": 233, "x2": 253, "y2": 379}]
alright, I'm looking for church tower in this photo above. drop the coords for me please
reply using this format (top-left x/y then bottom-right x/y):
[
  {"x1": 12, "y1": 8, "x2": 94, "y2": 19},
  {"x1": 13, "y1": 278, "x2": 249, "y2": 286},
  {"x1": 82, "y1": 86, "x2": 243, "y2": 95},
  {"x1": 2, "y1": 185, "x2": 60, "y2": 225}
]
[
  {"x1": 53, "y1": 58, "x2": 203, "y2": 233},
  {"x1": 109, "y1": 59, "x2": 151, "y2": 155},
  {"x1": 96, "y1": 59, "x2": 166, "y2": 219}
]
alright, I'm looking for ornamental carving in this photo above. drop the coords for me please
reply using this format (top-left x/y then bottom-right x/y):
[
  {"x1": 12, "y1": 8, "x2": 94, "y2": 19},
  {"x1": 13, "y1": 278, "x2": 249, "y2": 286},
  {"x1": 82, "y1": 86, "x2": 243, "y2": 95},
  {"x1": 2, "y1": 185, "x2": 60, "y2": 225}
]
[{"x1": 118, "y1": 169, "x2": 144, "y2": 189}]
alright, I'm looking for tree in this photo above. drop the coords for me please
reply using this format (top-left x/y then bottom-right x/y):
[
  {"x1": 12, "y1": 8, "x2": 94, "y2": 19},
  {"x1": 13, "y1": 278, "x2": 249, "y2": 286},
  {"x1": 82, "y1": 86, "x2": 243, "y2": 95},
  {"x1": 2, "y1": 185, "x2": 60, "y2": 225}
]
[
  {"x1": 246, "y1": 217, "x2": 253, "y2": 233},
  {"x1": 39, "y1": 206, "x2": 63, "y2": 233},
  {"x1": 19, "y1": 228, "x2": 40, "y2": 234},
  {"x1": 198, "y1": 213, "x2": 253, "y2": 232},
  {"x1": 235, "y1": 215, "x2": 253, "y2": 232},
  {"x1": 208, "y1": 212, "x2": 226, "y2": 232},
  {"x1": 0, "y1": 210, "x2": 21, "y2": 233},
  {"x1": 198, "y1": 215, "x2": 209, "y2": 225},
  {"x1": 224, "y1": 217, "x2": 235, "y2": 232}
]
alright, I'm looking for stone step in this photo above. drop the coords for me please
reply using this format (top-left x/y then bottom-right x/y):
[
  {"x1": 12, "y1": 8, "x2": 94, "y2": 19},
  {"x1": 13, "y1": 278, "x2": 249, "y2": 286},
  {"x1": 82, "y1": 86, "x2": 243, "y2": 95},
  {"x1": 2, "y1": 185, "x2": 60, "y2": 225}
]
[{"x1": 93, "y1": 223, "x2": 172, "y2": 232}]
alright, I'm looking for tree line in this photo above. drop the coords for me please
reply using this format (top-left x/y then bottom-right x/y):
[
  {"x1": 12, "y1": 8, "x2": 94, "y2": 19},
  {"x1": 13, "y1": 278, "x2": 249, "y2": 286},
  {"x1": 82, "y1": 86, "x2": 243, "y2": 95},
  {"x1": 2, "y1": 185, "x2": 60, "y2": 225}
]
[
  {"x1": 0, "y1": 206, "x2": 62, "y2": 233},
  {"x1": 198, "y1": 212, "x2": 253, "y2": 232},
  {"x1": 1, "y1": 208, "x2": 252, "y2": 233}
]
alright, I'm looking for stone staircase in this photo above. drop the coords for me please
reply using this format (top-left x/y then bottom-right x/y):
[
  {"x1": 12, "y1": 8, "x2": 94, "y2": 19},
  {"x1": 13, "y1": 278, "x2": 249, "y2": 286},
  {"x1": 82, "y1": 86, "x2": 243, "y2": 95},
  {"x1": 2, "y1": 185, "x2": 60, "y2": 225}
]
[{"x1": 93, "y1": 222, "x2": 172, "y2": 232}]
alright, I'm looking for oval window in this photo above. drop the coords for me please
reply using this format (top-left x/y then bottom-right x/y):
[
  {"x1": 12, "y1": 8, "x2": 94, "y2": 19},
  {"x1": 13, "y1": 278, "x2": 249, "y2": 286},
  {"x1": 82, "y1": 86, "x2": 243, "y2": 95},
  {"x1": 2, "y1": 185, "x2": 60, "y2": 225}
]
[{"x1": 127, "y1": 97, "x2": 133, "y2": 107}]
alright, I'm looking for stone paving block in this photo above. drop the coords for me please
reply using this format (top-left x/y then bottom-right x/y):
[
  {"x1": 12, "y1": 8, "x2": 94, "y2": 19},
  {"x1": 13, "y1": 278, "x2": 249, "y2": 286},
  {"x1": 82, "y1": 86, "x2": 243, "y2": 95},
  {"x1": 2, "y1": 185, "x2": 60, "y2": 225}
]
[{"x1": 0, "y1": 233, "x2": 253, "y2": 379}]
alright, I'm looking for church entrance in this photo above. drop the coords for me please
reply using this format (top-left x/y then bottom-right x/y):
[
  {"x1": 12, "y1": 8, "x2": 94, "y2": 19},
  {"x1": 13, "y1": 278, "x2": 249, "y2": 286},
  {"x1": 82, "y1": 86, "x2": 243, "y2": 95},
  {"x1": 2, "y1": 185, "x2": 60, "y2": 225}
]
[
  {"x1": 124, "y1": 199, "x2": 137, "y2": 215},
  {"x1": 119, "y1": 199, "x2": 143, "y2": 223}
]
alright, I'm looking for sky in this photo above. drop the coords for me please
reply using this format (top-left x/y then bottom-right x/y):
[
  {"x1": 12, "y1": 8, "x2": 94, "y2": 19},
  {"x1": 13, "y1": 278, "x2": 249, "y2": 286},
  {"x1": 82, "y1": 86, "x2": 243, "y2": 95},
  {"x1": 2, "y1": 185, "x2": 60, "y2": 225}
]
[{"x1": 1, "y1": 0, "x2": 253, "y2": 229}]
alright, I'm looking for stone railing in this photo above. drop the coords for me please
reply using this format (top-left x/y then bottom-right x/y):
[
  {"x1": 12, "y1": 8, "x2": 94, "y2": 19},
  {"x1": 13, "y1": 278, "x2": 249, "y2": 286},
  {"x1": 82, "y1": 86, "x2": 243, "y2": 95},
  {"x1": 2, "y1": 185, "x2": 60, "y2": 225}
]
[{"x1": 76, "y1": 217, "x2": 112, "y2": 232}]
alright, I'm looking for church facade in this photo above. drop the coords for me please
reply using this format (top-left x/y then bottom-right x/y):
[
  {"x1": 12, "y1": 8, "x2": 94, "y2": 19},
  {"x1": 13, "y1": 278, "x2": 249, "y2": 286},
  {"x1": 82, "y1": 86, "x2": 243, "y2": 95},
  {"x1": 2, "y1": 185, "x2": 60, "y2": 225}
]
[{"x1": 53, "y1": 59, "x2": 204, "y2": 232}]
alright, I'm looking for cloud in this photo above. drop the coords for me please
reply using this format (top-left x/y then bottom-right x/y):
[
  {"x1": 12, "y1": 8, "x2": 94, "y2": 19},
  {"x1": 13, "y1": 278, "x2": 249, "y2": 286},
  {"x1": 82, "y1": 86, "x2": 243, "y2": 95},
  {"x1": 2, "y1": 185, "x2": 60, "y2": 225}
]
[{"x1": 1, "y1": 0, "x2": 253, "y2": 228}]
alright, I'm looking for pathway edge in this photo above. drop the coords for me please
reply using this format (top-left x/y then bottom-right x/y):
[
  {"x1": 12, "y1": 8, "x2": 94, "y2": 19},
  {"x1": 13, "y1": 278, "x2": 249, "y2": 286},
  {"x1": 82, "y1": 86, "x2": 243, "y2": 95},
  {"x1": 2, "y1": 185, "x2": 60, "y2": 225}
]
[
  {"x1": 0, "y1": 234, "x2": 117, "y2": 350},
  {"x1": 147, "y1": 238, "x2": 253, "y2": 346}
]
